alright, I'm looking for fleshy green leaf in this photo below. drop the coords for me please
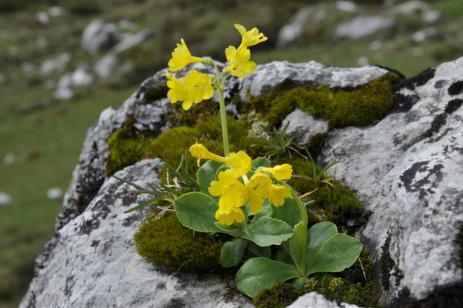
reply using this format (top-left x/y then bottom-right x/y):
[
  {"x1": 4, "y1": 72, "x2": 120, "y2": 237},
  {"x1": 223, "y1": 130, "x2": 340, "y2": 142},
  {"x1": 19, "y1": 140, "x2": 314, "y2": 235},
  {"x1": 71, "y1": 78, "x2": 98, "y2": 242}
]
[
  {"x1": 252, "y1": 157, "x2": 271, "y2": 169},
  {"x1": 214, "y1": 222, "x2": 242, "y2": 237},
  {"x1": 289, "y1": 222, "x2": 307, "y2": 273},
  {"x1": 197, "y1": 160, "x2": 223, "y2": 194},
  {"x1": 305, "y1": 222, "x2": 362, "y2": 275},
  {"x1": 173, "y1": 192, "x2": 219, "y2": 233},
  {"x1": 243, "y1": 217, "x2": 293, "y2": 247},
  {"x1": 271, "y1": 198, "x2": 301, "y2": 227},
  {"x1": 236, "y1": 257, "x2": 300, "y2": 298},
  {"x1": 220, "y1": 239, "x2": 247, "y2": 268},
  {"x1": 248, "y1": 242, "x2": 271, "y2": 258}
]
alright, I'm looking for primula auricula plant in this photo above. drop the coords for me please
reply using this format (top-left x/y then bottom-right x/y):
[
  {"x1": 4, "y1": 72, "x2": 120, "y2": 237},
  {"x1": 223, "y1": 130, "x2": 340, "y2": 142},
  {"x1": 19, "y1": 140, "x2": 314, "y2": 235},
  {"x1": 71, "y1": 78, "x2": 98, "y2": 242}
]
[{"x1": 156, "y1": 24, "x2": 363, "y2": 298}]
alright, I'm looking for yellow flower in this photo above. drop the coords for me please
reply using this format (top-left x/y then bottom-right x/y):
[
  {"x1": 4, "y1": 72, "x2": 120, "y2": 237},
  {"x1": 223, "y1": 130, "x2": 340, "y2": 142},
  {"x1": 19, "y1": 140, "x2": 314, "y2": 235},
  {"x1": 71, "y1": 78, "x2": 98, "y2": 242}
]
[
  {"x1": 246, "y1": 173, "x2": 272, "y2": 213},
  {"x1": 215, "y1": 206, "x2": 245, "y2": 226},
  {"x1": 225, "y1": 151, "x2": 252, "y2": 175},
  {"x1": 234, "y1": 24, "x2": 268, "y2": 47},
  {"x1": 189, "y1": 143, "x2": 223, "y2": 166},
  {"x1": 224, "y1": 44, "x2": 256, "y2": 78},
  {"x1": 268, "y1": 184, "x2": 291, "y2": 207},
  {"x1": 189, "y1": 143, "x2": 251, "y2": 175},
  {"x1": 260, "y1": 164, "x2": 293, "y2": 181},
  {"x1": 168, "y1": 38, "x2": 202, "y2": 72},
  {"x1": 209, "y1": 169, "x2": 248, "y2": 209},
  {"x1": 166, "y1": 70, "x2": 214, "y2": 110}
]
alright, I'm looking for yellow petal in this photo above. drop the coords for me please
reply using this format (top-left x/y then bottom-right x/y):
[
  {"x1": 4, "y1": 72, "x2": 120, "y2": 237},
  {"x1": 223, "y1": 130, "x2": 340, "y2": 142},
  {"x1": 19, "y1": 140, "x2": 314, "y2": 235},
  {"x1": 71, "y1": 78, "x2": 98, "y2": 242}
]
[{"x1": 268, "y1": 184, "x2": 291, "y2": 207}]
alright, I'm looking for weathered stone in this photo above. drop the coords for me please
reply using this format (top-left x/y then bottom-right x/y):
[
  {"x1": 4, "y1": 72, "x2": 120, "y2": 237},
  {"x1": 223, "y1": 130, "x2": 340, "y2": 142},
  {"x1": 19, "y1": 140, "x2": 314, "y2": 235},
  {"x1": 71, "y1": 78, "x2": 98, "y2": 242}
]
[
  {"x1": 319, "y1": 57, "x2": 463, "y2": 304},
  {"x1": 21, "y1": 159, "x2": 252, "y2": 308},
  {"x1": 288, "y1": 292, "x2": 359, "y2": 308},
  {"x1": 335, "y1": 16, "x2": 395, "y2": 40},
  {"x1": 281, "y1": 108, "x2": 329, "y2": 145},
  {"x1": 277, "y1": 8, "x2": 311, "y2": 47},
  {"x1": 81, "y1": 20, "x2": 120, "y2": 54},
  {"x1": 240, "y1": 61, "x2": 389, "y2": 99}
]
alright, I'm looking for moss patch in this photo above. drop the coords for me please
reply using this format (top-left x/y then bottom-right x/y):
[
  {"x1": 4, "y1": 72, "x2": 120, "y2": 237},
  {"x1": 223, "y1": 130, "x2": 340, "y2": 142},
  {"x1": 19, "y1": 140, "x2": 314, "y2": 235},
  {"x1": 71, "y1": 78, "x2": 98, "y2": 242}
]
[
  {"x1": 254, "y1": 249, "x2": 380, "y2": 308},
  {"x1": 106, "y1": 115, "x2": 262, "y2": 176},
  {"x1": 250, "y1": 73, "x2": 399, "y2": 128},
  {"x1": 134, "y1": 212, "x2": 225, "y2": 272}
]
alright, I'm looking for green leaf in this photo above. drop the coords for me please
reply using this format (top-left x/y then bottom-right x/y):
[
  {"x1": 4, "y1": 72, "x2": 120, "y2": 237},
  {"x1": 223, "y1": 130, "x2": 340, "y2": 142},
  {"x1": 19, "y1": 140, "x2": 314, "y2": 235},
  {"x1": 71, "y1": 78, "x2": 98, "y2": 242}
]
[
  {"x1": 236, "y1": 257, "x2": 300, "y2": 298},
  {"x1": 197, "y1": 160, "x2": 223, "y2": 194},
  {"x1": 305, "y1": 222, "x2": 362, "y2": 275},
  {"x1": 248, "y1": 242, "x2": 271, "y2": 258},
  {"x1": 214, "y1": 222, "x2": 242, "y2": 237},
  {"x1": 173, "y1": 192, "x2": 219, "y2": 233},
  {"x1": 252, "y1": 157, "x2": 271, "y2": 169},
  {"x1": 243, "y1": 217, "x2": 294, "y2": 247},
  {"x1": 220, "y1": 239, "x2": 247, "y2": 268},
  {"x1": 289, "y1": 222, "x2": 307, "y2": 273},
  {"x1": 271, "y1": 198, "x2": 301, "y2": 227}
]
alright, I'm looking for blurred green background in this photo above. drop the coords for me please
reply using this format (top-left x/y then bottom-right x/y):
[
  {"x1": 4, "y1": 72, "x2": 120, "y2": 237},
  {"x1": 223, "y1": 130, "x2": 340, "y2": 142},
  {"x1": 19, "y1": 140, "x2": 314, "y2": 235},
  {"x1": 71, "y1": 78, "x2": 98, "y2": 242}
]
[{"x1": 0, "y1": 0, "x2": 462, "y2": 306}]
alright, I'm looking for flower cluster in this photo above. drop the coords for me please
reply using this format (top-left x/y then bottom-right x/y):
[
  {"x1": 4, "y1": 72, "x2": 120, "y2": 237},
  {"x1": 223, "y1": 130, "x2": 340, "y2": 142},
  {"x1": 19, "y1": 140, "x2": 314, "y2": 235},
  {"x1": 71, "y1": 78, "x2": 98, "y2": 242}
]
[
  {"x1": 166, "y1": 24, "x2": 267, "y2": 110},
  {"x1": 189, "y1": 143, "x2": 292, "y2": 225}
]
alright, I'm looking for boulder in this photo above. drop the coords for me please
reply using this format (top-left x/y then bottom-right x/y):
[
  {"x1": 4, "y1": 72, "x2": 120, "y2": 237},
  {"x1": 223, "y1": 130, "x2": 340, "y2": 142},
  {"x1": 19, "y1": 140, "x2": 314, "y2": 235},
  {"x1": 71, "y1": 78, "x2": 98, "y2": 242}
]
[
  {"x1": 81, "y1": 20, "x2": 121, "y2": 54},
  {"x1": 288, "y1": 292, "x2": 359, "y2": 308},
  {"x1": 281, "y1": 108, "x2": 329, "y2": 145},
  {"x1": 22, "y1": 58, "x2": 463, "y2": 307},
  {"x1": 320, "y1": 58, "x2": 463, "y2": 305},
  {"x1": 335, "y1": 16, "x2": 395, "y2": 40},
  {"x1": 277, "y1": 8, "x2": 311, "y2": 47}
]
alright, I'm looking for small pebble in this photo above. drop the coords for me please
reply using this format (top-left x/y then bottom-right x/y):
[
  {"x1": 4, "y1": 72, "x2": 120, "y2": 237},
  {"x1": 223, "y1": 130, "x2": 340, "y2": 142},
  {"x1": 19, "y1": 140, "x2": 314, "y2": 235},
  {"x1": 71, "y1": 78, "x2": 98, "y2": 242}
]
[{"x1": 47, "y1": 188, "x2": 63, "y2": 200}]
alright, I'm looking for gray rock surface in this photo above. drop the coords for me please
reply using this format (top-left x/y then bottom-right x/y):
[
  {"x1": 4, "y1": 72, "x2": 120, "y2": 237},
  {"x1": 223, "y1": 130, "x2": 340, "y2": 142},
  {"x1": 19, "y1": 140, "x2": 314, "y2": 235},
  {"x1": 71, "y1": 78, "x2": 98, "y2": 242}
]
[
  {"x1": 21, "y1": 159, "x2": 252, "y2": 308},
  {"x1": 277, "y1": 8, "x2": 311, "y2": 47},
  {"x1": 23, "y1": 58, "x2": 463, "y2": 307},
  {"x1": 113, "y1": 30, "x2": 153, "y2": 53},
  {"x1": 288, "y1": 292, "x2": 359, "y2": 308},
  {"x1": 240, "y1": 61, "x2": 389, "y2": 99},
  {"x1": 335, "y1": 16, "x2": 395, "y2": 40},
  {"x1": 281, "y1": 108, "x2": 329, "y2": 145},
  {"x1": 81, "y1": 20, "x2": 121, "y2": 54},
  {"x1": 320, "y1": 57, "x2": 463, "y2": 303},
  {"x1": 40, "y1": 53, "x2": 70, "y2": 75}
]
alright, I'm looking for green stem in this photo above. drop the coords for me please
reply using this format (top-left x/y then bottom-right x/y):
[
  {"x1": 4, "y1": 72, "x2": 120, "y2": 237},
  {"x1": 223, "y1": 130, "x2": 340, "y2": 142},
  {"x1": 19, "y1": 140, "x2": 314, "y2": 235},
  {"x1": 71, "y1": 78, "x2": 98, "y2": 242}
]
[
  {"x1": 292, "y1": 188, "x2": 309, "y2": 275},
  {"x1": 217, "y1": 77, "x2": 230, "y2": 156}
]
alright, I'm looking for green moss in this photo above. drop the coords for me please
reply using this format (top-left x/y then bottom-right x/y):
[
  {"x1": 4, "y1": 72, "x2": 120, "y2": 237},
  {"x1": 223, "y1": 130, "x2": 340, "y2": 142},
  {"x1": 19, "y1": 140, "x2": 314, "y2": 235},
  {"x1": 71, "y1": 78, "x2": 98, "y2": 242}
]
[
  {"x1": 254, "y1": 249, "x2": 380, "y2": 308},
  {"x1": 250, "y1": 73, "x2": 399, "y2": 128},
  {"x1": 283, "y1": 158, "x2": 363, "y2": 228},
  {"x1": 134, "y1": 212, "x2": 225, "y2": 272},
  {"x1": 106, "y1": 115, "x2": 261, "y2": 176}
]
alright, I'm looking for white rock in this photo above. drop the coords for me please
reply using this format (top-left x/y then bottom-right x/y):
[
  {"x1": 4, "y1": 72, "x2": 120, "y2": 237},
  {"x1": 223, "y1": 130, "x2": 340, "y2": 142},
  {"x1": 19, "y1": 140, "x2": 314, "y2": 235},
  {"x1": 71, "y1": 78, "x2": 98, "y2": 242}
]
[
  {"x1": 3, "y1": 153, "x2": 15, "y2": 165},
  {"x1": 277, "y1": 8, "x2": 311, "y2": 47},
  {"x1": 95, "y1": 54, "x2": 118, "y2": 79},
  {"x1": 0, "y1": 192, "x2": 12, "y2": 206},
  {"x1": 49, "y1": 6, "x2": 63, "y2": 17},
  {"x1": 36, "y1": 11, "x2": 49, "y2": 25},
  {"x1": 113, "y1": 30, "x2": 152, "y2": 53},
  {"x1": 81, "y1": 20, "x2": 121, "y2": 54},
  {"x1": 320, "y1": 57, "x2": 463, "y2": 301},
  {"x1": 288, "y1": 292, "x2": 359, "y2": 308},
  {"x1": 71, "y1": 66, "x2": 93, "y2": 87},
  {"x1": 21, "y1": 160, "x2": 253, "y2": 308},
  {"x1": 357, "y1": 56, "x2": 369, "y2": 66},
  {"x1": 335, "y1": 16, "x2": 395, "y2": 40},
  {"x1": 281, "y1": 109, "x2": 329, "y2": 145},
  {"x1": 336, "y1": 1, "x2": 358, "y2": 13},
  {"x1": 412, "y1": 27, "x2": 437, "y2": 43},
  {"x1": 40, "y1": 53, "x2": 71, "y2": 75},
  {"x1": 54, "y1": 74, "x2": 73, "y2": 100},
  {"x1": 240, "y1": 61, "x2": 389, "y2": 99},
  {"x1": 47, "y1": 188, "x2": 63, "y2": 200}
]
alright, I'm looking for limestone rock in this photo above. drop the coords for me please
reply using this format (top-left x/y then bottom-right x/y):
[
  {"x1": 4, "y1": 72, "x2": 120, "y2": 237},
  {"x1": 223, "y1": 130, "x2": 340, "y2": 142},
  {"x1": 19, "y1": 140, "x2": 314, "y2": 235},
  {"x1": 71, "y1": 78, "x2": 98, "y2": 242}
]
[
  {"x1": 288, "y1": 292, "x2": 359, "y2": 308},
  {"x1": 319, "y1": 57, "x2": 463, "y2": 304},
  {"x1": 81, "y1": 20, "x2": 121, "y2": 54},
  {"x1": 281, "y1": 108, "x2": 329, "y2": 145},
  {"x1": 277, "y1": 8, "x2": 311, "y2": 47},
  {"x1": 240, "y1": 61, "x2": 389, "y2": 99},
  {"x1": 335, "y1": 16, "x2": 395, "y2": 40},
  {"x1": 21, "y1": 159, "x2": 252, "y2": 308}
]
